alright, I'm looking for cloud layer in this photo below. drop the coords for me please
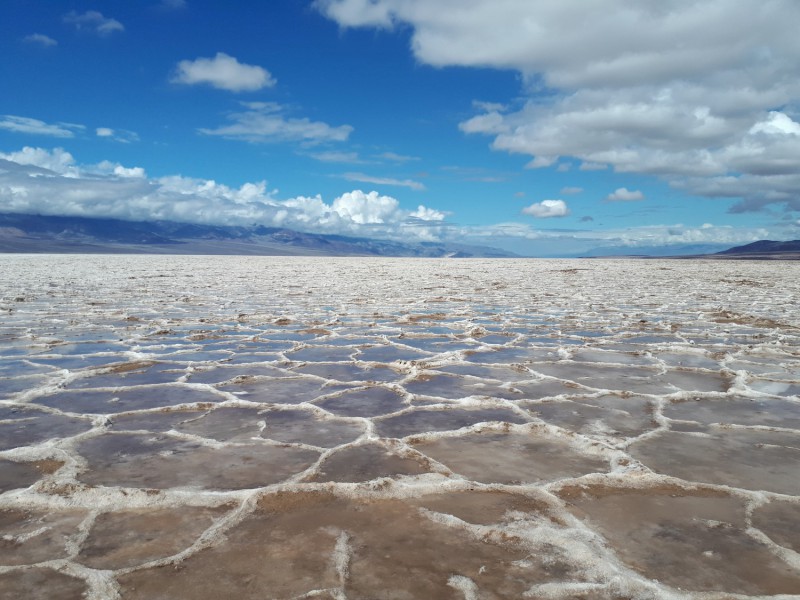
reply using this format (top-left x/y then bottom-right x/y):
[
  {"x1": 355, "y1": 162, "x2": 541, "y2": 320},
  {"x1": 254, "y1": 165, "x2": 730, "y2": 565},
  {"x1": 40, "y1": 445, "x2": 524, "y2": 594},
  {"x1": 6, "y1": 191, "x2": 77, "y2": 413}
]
[
  {"x1": 2, "y1": 147, "x2": 792, "y2": 254},
  {"x1": 319, "y1": 0, "x2": 800, "y2": 214},
  {"x1": 23, "y1": 33, "x2": 57, "y2": 47},
  {"x1": 199, "y1": 102, "x2": 352, "y2": 144},
  {"x1": 0, "y1": 147, "x2": 444, "y2": 241},
  {"x1": 0, "y1": 115, "x2": 83, "y2": 138},
  {"x1": 63, "y1": 10, "x2": 124, "y2": 36}
]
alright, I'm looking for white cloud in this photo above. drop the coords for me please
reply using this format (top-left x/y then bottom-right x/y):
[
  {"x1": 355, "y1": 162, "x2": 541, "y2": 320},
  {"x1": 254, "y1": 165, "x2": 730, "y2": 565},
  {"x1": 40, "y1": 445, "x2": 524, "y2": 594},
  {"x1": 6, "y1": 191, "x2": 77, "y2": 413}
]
[
  {"x1": 331, "y1": 190, "x2": 401, "y2": 224},
  {"x1": 63, "y1": 11, "x2": 124, "y2": 36},
  {"x1": 95, "y1": 160, "x2": 147, "y2": 179},
  {"x1": 307, "y1": 151, "x2": 363, "y2": 163},
  {"x1": 318, "y1": 0, "x2": 800, "y2": 214},
  {"x1": 378, "y1": 151, "x2": 420, "y2": 163},
  {"x1": 2, "y1": 147, "x2": 788, "y2": 254},
  {"x1": 459, "y1": 110, "x2": 509, "y2": 135},
  {"x1": 521, "y1": 199, "x2": 569, "y2": 218},
  {"x1": 95, "y1": 127, "x2": 139, "y2": 143},
  {"x1": 560, "y1": 186, "x2": 583, "y2": 195},
  {"x1": 0, "y1": 146, "x2": 79, "y2": 176},
  {"x1": 173, "y1": 53, "x2": 275, "y2": 92},
  {"x1": 341, "y1": 172, "x2": 425, "y2": 191},
  {"x1": 749, "y1": 111, "x2": 800, "y2": 136},
  {"x1": 0, "y1": 147, "x2": 446, "y2": 241},
  {"x1": 456, "y1": 220, "x2": 776, "y2": 257},
  {"x1": 0, "y1": 115, "x2": 82, "y2": 138},
  {"x1": 606, "y1": 187, "x2": 644, "y2": 202},
  {"x1": 410, "y1": 205, "x2": 445, "y2": 221},
  {"x1": 200, "y1": 102, "x2": 352, "y2": 144},
  {"x1": 318, "y1": 1, "x2": 797, "y2": 88},
  {"x1": 24, "y1": 33, "x2": 57, "y2": 47},
  {"x1": 526, "y1": 155, "x2": 557, "y2": 169},
  {"x1": 579, "y1": 162, "x2": 608, "y2": 171}
]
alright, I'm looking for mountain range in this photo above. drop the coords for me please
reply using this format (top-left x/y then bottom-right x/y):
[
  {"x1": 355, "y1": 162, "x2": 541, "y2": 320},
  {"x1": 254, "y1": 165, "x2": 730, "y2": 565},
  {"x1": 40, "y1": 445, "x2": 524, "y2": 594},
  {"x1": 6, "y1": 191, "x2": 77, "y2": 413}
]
[
  {"x1": 1, "y1": 213, "x2": 798, "y2": 259},
  {"x1": 714, "y1": 239, "x2": 800, "y2": 257},
  {"x1": 0, "y1": 213, "x2": 515, "y2": 258}
]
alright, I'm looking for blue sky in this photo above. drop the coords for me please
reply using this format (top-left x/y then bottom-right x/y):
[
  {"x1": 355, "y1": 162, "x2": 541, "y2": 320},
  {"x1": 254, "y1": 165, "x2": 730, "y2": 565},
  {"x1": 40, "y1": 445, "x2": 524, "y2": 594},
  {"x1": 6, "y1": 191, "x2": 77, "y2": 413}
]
[{"x1": 1, "y1": 0, "x2": 799, "y2": 256}]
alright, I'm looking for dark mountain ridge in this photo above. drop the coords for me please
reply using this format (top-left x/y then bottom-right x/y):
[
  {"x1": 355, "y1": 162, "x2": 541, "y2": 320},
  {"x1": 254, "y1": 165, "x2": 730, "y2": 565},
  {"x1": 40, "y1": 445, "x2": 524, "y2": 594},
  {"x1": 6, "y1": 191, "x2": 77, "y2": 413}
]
[
  {"x1": 0, "y1": 213, "x2": 516, "y2": 258},
  {"x1": 716, "y1": 239, "x2": 800, "y2": 255}
]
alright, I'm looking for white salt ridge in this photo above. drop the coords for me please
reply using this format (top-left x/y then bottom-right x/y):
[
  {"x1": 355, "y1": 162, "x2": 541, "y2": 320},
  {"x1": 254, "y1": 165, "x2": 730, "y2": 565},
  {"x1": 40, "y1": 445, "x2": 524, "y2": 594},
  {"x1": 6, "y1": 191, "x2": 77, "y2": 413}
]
[{"x1": 1, "y1": 255, "x2": 799, "y2": 598}]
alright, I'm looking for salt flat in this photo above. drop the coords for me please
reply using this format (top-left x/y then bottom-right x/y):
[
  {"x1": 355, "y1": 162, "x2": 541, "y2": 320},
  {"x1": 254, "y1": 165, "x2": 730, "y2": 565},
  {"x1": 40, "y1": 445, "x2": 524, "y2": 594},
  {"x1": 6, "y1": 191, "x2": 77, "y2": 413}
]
[{"x1": 1, "y1": 255, "x2": 799, "y2": 599}]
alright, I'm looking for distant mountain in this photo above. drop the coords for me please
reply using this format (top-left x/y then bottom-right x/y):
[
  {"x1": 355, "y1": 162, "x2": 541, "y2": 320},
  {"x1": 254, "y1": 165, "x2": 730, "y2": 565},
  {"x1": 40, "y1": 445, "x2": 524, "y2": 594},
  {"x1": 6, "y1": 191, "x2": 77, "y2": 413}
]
[
  {"x1": 579, "y1": 239, "x2": 800, "y2": 259},
  {"x1": 0, "y1": 213, "x2": 516, "y2": 258},
  {"x1": 716, "y1": 239, "x2": 800, "y2": 256},
  {"x1": 578, "y1": 243, "x2": 731, "y2": 258}
]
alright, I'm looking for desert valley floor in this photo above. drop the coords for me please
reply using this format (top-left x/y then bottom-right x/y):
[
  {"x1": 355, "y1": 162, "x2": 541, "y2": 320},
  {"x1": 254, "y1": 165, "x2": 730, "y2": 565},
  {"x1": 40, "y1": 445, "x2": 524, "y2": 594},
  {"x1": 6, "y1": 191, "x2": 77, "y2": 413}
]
[{"x1": 1, "y1": 255, "x2": 799, "y2": 599}]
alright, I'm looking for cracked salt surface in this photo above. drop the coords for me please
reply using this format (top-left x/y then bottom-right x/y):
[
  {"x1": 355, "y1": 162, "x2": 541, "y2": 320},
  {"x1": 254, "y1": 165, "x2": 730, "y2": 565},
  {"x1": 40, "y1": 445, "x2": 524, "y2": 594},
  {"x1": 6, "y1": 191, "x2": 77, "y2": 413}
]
[{"x1": 1, "y1": 255, "x2": 799, "y2": 599}]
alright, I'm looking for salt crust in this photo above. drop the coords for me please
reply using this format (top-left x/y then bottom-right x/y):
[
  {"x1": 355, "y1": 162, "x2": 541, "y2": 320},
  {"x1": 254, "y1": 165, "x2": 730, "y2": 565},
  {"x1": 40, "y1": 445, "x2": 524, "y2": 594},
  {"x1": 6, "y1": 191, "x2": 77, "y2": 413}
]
[{"x1": 1, "y1": 255, "x2": 799, "y2": 599}]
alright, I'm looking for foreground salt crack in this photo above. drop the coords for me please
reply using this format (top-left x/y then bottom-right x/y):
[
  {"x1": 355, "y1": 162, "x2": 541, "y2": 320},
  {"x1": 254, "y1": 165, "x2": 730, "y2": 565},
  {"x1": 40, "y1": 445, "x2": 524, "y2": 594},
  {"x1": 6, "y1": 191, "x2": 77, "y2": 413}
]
[{"x1": 1, "y1": 255, "x2": 799, "y2": 599}]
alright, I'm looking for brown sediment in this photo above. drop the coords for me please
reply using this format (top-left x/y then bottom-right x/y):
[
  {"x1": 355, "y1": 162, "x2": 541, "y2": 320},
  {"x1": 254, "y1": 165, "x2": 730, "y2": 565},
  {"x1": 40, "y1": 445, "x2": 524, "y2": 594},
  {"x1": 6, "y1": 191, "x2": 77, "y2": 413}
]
[
  {"x1": 412, "y1": 431, "x2": 609, "y2": 485},
  {"x1": 314, "y1": 386, "x2": 407, "y2": 417},
  {"x1": 77, "y1": 433, "x2": 321, "y2": 490},
  {"x1": 0, "y1": 459, "x2": 63, "y2": 493},
  {"x1": 299, "y1": 327, "x2": 332, "y2": 335},
  {"x1": 403, "y1": 312, "x2": 448, "y2": 322},
  {"x1": 0, "y1": 568, "x2": 87, "y2": 600},
  {"x1": 31, "y1": 459, "x2": 64, "y2": 475},
  {"x1": 555, "y1": 481, "x2": 729, "y2": 503},
  {"x1": 117, "y1": 490, "x2": 561, "y2": 599},
  {"x1": 710, "y1": 309, "x2": 796, "y2": 329},
  {"x1": 751, "y1": 500, "x2": 800, "y2": 554},
  {"x1": 0, "y1": 508, "x2": 87, "y2": 565},
  {"x1": 376, "y1": 407, "x2": 527, "y2": 439},
  {"x1": 630, "y1": 429, "x2": 800, "y2": 495},
  {"x1": 412, "y1": 489, "x2": 566, "y2": 526},
  {"x1": 106, "y1": 360, "x2": 158, "y2": 373},
  {"x1": 563, "y1": 486, "x2": 800, "y2": 595},
  {"x1": 79, "y1": 505, "x2": 232, "y2": 570},
  {"x1": 305, "y1": 442, "x2": 431, "y2": 482}
]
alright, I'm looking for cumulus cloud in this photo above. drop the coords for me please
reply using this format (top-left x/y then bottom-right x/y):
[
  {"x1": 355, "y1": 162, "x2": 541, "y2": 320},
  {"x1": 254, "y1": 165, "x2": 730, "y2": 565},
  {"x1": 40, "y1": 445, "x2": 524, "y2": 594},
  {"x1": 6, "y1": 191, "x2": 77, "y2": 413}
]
[
  {"x1": 410, "y1": 205, "x2": 446, "y2": 221},
  {"x1": 331, "y1": 190, "x2": 401, "y2": 224},
  {"x1": 23, "y1": 33, "x2": 57, "y2": 47},
  {"x1": 521, "y1": 199, "x2": 569, "y2": 218},
  {"x1": 200, "y1": 102, "x2": 352, "y2": 144},
  {"x1": 172, "y1": 53, "x2": 275, "y2": 92},
  {"x1": 606, "y1": 187, "x2": 644, "y2": 202},
  {"x1": 0, "y1": 115, "x2": 82, "y2": 138},
  {"x1": 63, "y1": 11, "x2": 124, "y2": 36},
  {"x1": 318, "y1": 0, "x2": 800, "y2": 214},
  {"x1": 0, "y1": 147, "x2": 446, "y2": 241},
  {"x1": 341, "y1": 172, "x2": 425, "y2": 191},
  {"x1": 0, "y1": 146, "x2": 80, "y2": 176}
]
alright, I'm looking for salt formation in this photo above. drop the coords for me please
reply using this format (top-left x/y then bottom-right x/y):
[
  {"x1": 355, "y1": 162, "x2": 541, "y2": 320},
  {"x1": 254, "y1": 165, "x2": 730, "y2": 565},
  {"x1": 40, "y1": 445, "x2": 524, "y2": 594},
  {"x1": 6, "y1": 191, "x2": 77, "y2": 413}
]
[{"x1": 1, "y1": 255, "x2": 799, "y2": 599}]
